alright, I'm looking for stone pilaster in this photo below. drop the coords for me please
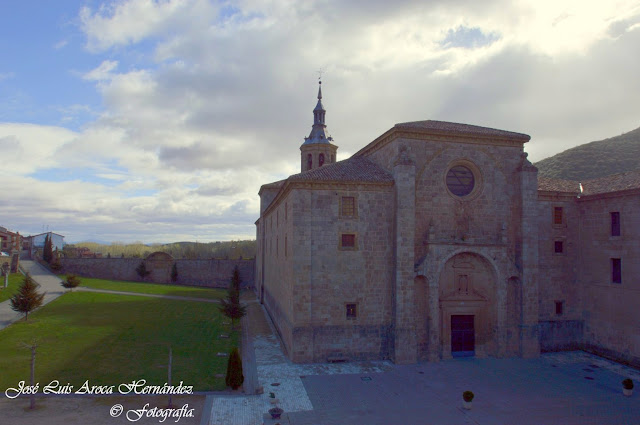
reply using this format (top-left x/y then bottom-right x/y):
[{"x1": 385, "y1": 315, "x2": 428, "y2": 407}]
[
  {"x1": 392, "y1": 146, "x2": 418, "y2": 364},
  {"x1": 519, "y1": 153, "x2": 540, "y2": 357}
]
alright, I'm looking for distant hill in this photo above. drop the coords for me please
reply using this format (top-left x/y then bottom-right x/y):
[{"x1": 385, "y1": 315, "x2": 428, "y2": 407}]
[
  {"x1": 72, "y1": 240, "x2": 256, "y2": 259},
  {"x1": 535, "y1": 126, "x2": 640, "y2": 181}
]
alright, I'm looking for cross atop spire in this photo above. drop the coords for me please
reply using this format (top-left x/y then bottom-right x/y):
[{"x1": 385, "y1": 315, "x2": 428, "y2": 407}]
[{"x1": 304, "y1": 80, "x2": 332, "y2": 144}]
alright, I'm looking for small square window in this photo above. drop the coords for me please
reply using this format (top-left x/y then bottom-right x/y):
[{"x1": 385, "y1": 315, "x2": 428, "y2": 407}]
[
  {"x1": 555, "y1": 301, "x2": 563, "y2": 315},
  {"x1": 341, "y1": 233, "x2": 356, "y2": 248},
  {"x1": 611, "y1": 258, "x2": 622, "y2": 283},
  {"x1": 554, "y1": 241, "x2": 564, "y2": 254},
  {"x1": 341, "y1": 196, "x2": 356, "y2": 217},
  {"x1": 611, "y1": 212, "x2": 620, "y2": 236},
  {"x1": 553, "y1": 207, "x2": 563, "y2": 225},
  {"x1": 346, "y1": 303, "x2": 357, "y2": 319}
]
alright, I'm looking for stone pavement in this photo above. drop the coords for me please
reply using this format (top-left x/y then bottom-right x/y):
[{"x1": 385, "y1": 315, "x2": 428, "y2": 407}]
[
  {"x1": 0, "y1": 260, "x2": 66, "y2": 329},
  {"x1": 205, "y1": 301, "x2": 391, "y2": 425},
  {"x1": 205, "y1": 297, "x2": 640, "y2": 425}
]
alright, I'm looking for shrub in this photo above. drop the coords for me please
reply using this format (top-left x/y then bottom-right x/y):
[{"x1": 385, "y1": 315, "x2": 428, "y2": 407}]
[
  {"x1": 135, "y1": 261, "x2": 151, "y2": 280},
  {"x1": 463, "y1": 391, "x2": 474, "y2": 402},
  {"x1": 623, "y1": 379, "x2": 634, "y2": 390},
  {"x1": 225, "y1": 347, "x2": 244, "y2": 390},
  {"x1": 61, "y1": 275, "x2": 81, "y2": 292},
  {"x1": 50, "y1": 257, "x2": 62, "y2": 272},
  {"x1": 171, "y1": 263, "x2": 178, "y2": 282}
]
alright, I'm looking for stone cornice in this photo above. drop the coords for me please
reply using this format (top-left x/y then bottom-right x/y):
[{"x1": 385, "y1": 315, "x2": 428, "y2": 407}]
[
  {"x1": 261, "y1": 178, "x2": 394, "y2": 218},
  {"x1": 356, "y1": 127, "x2": 528, "y2": 158},
  {"x1": 578, "y1": 187, "x2": 640, "y2": 202},
  {"x1": 537, "y1": 191, "x2": 578, "y2": 202}
]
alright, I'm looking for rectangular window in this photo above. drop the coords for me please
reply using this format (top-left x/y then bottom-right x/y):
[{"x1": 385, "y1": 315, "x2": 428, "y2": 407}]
[
  {"x1": 555, "y1": 301, "x2": 563, "y2": 315},
  {"x1": 553, "y1": 207, "x2": 563, "y2": 225},
  {"x1": 285, "y1": 202, "x2": 288, "y2": 221},
  {"x1": 346, "y1": 303, "x2": 357, "y2": 319},
  {"x1": 341, "y1": 196, "x2": 356, "y2": 217},
  {"x1": 611, "y1": 212, "x2": 620, "y2": 236},
  {"x1": 611, "y1": 258, "x2": 622, "y2": 283},
  {"x1": 554, "y1": 241, "x2": 564, "y2": 254},
  {"x1": 341, "y1": 233, "x2": 356, "y2": 248}
]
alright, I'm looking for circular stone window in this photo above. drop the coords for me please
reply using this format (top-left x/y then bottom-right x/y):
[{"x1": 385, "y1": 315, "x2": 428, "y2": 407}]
[{"x1": 446, "y1": 165, "x2": 476, "y2": 197}]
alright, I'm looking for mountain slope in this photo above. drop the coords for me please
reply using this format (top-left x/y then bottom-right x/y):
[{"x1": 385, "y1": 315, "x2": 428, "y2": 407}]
[{"x1": 535, "y1": 126, "x2": 640, "y2": 181}]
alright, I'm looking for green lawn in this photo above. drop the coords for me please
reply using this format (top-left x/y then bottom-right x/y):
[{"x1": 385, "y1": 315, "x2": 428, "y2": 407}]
[
  {"x1": 0, "y1": 273, "x2": 24, "y2": 303},
  {"x1": 62, "y1": 276, "x2": 226, "y2": 300},
  {"x1": 0, "y1": 292, "x2": 239, "y2": 392}
]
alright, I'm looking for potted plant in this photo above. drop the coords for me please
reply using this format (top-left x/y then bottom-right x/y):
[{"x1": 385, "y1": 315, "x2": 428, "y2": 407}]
[
  {"x1": 269, "y1": 391, "x2": 279, "y2": 405},
  {"x1": 268, "y1": 406, "x2": 284, "y2": 419},
  {"x1": 462, "y1": 390, "x2": 474, "y2": 410},
  {"x1": 623, "y1": 378, "x2": 634, "y2": 396}
]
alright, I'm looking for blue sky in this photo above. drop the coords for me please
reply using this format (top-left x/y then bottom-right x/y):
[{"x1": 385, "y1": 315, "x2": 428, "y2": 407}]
[
  {"x1": 1, "y1": 0, "x2": 639, "y2": 243},
  {"x1": 0, "y1": 1, "x2": 97, "y2": 128}
]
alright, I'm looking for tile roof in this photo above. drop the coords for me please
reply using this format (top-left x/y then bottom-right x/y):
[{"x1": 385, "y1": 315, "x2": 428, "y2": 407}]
[
  {"x1": 395, "y1": 120, "x2": 531, "y2": 142},
  {"x1": 260, "y1": 180, "x2": 285, "y2": 191},
  {"x1": 288, "y1": 156, "x2": 394, "y2": 184},
  {"x1": 537, "y1": 171, "x2": 640, "y2": 196},
  {"x1": 538, "y1": 177, "x2": 580, "y2": 193},
  {"x1": 581, "y1": 170, "x2": 640, "y2": 196}
]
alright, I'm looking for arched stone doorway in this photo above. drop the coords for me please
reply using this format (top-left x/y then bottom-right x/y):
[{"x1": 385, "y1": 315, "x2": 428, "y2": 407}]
[
  {"x1": 145, "y1": 251, "x2": 174, "y2": 284},
  {"x1": 438, "y1": 252, "x2": 497, "y2": 359}
]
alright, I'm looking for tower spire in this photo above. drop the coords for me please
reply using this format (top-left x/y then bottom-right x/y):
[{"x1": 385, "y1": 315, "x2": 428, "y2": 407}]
[{"x1": 300, "y1": 80, "x2": 338, "y2": 172}]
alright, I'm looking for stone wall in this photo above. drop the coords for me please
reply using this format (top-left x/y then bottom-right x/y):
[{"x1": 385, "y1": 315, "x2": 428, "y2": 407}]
[
  {"x1": 60, "y1": 257, "x2": 255, "y2": 288},
  {"x1": 260, "y1": 181, "x2": 396, "y2": 363},
  {"x1": 578, "y1": 191, "x2": 640, "y2": 368},
  {"x1": 539, "y1": 320, "x2": 584, "y2": 351}
]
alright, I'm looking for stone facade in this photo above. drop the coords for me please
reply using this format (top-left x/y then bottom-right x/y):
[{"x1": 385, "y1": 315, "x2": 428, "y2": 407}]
[{"x1": 256, "y1": 87, "x2": 640, "y2": 367}]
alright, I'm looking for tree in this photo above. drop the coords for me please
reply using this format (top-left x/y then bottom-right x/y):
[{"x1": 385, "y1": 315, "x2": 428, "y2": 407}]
[
  {"x1": 171, "y1": 263, "x2": 178, "y2": 283},
  {"x1": 43, "y1": 234, "x2": 53, "y2": 264},
  {"x1": 61, "y1": 274, "x2": 81, "y2": 292},
  {"x1": 10, "y1": 273, "x2": 45, "y2": 320},
  {"x1": 136, "y1": 261, "x2": 151, "y2": 280},
  {"x1": 225, "y1": 347, "x2": 244, "y2": 390},
  {"x1": 219, "y1": 266, "x2": 246, "y2": 327}
]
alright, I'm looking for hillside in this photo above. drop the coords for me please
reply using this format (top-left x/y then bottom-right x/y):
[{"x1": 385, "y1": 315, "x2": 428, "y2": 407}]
[
  {"x1": 535, "y1": 125, "x2": 640, "y2": 181},
  {"x1": 71, "y1": 240, "x2": 256, "y2": 259}
]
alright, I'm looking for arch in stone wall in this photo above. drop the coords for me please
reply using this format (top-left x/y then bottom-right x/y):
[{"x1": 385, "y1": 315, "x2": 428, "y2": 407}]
[
  {"x1": 438, "y1": 252, "x2": 497, "y2": 359},
  {"x1": 145, "y1": 251, "x2": 174, "y2": 283}
]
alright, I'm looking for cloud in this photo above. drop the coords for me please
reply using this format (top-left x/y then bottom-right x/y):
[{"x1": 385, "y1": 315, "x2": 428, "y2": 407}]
[
  {"x1": 0, "y1": 72, "x2": 15, "y2": 82},
  {"x1": 83, "y1": 60, "x2": 119, "y2": 81},
  {"x1": 2, "y1": 0, "x2": 640, "y2": 243},
  {"x1": 53, "y1": 40, "x2": 69, "y2": 49},
  {"x1": 80, "y1": 0, "x2": 217, "y2": 52}
]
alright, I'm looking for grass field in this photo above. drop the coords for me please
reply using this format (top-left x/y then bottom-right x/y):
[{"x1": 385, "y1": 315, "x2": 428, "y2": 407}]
[
  {"x1": 62, "y1": 276, "x2": 226, "y2": 300},
  {"x1": 0, "y1": 291, "x2": 239, "y2": 392},
  {"x1": 0, "y1": 273, "x2": 24, "y2": 303}
]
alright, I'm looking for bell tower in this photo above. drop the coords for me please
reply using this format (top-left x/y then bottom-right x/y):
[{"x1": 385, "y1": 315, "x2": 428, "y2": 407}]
[{"x1": 300, "y1": 81, "x2": 338, "y2": 172}]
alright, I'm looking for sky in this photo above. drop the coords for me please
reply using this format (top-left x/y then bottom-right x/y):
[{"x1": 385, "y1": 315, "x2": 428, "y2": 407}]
[{"x1": 1, "y1": 0, "x2": 639, "y2": 244}]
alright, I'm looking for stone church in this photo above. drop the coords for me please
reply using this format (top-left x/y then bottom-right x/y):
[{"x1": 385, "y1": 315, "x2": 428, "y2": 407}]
[{"x1": 255, "y1": 83, "x2": 640, "y2": 367}]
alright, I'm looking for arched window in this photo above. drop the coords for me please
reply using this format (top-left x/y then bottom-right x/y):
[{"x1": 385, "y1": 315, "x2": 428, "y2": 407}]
[
  {"x1": 319, "y1": 153, "x2": 325, "y2": 167},
  {"x1": 307, "y1": 154, "x2": 312, "y2": 170},
  {"x1": 331, "y1": 154, "x2": 335, "y2": 163}
]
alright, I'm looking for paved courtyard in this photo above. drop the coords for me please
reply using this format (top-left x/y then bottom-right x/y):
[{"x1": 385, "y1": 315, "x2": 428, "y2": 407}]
[{"x1": 206, "y1": 301, "x2": 640, "y2": 425}]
